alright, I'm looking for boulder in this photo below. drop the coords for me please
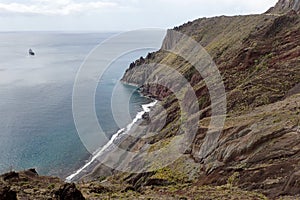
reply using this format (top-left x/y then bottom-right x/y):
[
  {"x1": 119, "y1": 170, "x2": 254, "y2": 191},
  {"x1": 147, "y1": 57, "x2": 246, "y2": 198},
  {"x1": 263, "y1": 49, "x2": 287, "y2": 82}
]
[{"x1": 54, "y1": 183, "x2": 85, "y2": 200}]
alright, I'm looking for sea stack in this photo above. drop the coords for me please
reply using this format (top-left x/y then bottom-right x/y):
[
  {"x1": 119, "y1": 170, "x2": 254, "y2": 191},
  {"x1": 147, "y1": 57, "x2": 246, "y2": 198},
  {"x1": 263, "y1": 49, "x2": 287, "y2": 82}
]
[{"x1": 29, "y1": 49, "x2": 35, "y2": 56}]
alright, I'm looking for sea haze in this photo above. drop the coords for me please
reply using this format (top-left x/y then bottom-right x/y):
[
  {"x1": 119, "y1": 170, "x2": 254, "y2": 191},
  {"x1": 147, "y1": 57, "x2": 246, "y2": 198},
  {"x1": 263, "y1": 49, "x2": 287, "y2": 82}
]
[{"x1": 0, "y1": 32, "x2": 154, "y2": 178}]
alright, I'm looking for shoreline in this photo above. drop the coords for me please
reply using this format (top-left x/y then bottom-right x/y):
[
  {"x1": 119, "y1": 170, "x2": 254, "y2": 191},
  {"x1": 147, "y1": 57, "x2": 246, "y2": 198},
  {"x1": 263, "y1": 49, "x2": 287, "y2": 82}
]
[{"x1": 65, "y1": 96, "x2": 157, "y2": 182}]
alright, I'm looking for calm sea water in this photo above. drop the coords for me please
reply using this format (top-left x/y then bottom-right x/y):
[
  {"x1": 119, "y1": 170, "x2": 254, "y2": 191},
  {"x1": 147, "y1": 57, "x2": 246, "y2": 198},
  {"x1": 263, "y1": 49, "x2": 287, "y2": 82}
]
[{"x1": 0, "y1": 32, "x2": 155, "y2": 178}]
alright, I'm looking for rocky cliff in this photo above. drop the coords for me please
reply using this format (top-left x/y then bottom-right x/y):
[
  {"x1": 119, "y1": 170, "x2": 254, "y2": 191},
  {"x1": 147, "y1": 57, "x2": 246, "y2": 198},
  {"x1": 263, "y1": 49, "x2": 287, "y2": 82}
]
[
  {"x1": 1, "y1": 0, "x2": 300, "y2": 199},
  {"x1": 119, "y1": 2, "x2": 300, "y2": 199},
  {"x1": 267, "y1": 0, "x2": 300, "y2": 14}
]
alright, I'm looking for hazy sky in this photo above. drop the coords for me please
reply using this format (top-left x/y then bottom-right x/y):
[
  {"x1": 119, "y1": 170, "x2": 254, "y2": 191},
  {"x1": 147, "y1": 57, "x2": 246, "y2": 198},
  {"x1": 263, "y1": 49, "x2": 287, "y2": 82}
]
[{"x1": 0, "y1": 0, "x2": 278, "y2": 31}]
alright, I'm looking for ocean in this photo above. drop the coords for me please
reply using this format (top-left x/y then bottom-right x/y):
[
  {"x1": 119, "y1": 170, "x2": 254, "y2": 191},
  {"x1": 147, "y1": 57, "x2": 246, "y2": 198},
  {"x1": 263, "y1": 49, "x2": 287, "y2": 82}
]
[{"x1": 0, "y1": 32, "x2": 159, "y2": 178}]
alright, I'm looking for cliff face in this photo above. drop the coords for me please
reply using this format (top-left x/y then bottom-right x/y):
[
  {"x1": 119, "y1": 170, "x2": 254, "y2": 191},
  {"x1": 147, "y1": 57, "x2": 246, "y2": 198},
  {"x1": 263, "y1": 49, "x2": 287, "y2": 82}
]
[
  {"x1": 267, "y1": 0, "x2": 300, "y2": 14},
  {"x1": 123, "y1": 13, "x2": 300, "y2": 112},
  {"x1": 2, "y1": 1, "x2": 300, "y2": 200},
  {"x1": 119, "y1": 4, "x2": 300, "y2": 199}
]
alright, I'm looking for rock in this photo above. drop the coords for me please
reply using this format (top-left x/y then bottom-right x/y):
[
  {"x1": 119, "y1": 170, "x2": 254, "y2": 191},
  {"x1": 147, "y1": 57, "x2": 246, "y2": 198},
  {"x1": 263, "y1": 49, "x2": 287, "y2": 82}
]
[
  {"x1": 23, "y1": 188, "x2": 34, "y2": 194},
  {"x1": 2, "y1": 172, "x2": 19, "y2": 181},
  {"x1": 54, "y1": 183, "x2": 85, "y2": 200},
  {"x1": 141, "y1": 112, "x2": 151, "y2": 125},
  {"x1": 179, "y1": 197, "x2": 188, "y2": 200},
  {"x1": 125, "y1": 172, "x2": 155, "y2": 191},
  {"x1": 28, "y1": 168, "x2": 38, "y2": 175},
  {"x1": 24, "y1": 168, "x2": 39, "y2": 177},
  {"x1": 0, "y1": 186, "x2": 17, "y2": 200}
]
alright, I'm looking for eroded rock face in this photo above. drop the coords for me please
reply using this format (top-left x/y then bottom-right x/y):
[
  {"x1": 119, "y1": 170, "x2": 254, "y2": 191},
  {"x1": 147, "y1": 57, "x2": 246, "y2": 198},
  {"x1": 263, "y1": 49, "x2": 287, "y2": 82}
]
[
  {"x1": 119, "y1": 6, "x2": 300, "y2": 199},
  {"x1": 193, "y1": 94, "x2": 300, "y2": 197},
  {"x1": 268, "y1": 0, "x2": 300, "y2": 13}
]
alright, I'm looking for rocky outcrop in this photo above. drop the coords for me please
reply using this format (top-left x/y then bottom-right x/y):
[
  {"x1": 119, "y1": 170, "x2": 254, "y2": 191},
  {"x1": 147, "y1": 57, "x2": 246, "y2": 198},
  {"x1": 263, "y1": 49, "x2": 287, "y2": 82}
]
[
  {"x1": 0, "y1": 169, "x2": 90, "y2": 199},
  {"x1": 2, "y1": 172, "x2": 19, "y2": 181},
  {"x1": 0, "y1": 169, "x2": 85, "y2": 200},
  {"x1": 267, "y1": 0, "x2": 300, "y2": 14},
  {"x1": 54, "y1": 183, "x2": 85, "y2": 200}
]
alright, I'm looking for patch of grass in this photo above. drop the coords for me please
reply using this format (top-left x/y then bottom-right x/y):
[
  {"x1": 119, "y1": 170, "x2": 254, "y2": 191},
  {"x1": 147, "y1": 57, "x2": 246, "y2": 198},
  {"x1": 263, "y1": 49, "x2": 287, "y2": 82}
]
[
  {"x1": 152, "y1": 166, "x2": 188, "y2": 184},
  {"x1": 47, "y1": 183, "x2": 55, "y2": 190},
  {"x1": 226, "y1": 172, "x2": 240, "y2": 189}
]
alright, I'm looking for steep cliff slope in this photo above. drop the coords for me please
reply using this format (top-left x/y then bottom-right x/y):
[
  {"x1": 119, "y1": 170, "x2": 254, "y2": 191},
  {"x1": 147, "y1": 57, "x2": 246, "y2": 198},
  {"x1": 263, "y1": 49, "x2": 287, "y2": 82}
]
[{"x1": 118, "y1": 2, "x2": 300, "y2": 199}]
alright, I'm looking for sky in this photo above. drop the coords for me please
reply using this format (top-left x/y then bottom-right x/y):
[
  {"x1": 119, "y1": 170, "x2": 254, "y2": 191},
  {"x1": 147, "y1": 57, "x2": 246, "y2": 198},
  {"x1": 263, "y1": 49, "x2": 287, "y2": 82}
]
[{"x1": 0, "y1": 0, "x2": 278, "y2": 31}]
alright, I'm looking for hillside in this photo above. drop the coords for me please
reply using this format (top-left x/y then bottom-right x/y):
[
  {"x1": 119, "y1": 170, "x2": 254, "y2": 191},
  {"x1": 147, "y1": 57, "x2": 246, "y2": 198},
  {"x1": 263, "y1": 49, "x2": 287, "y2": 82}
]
[
  {"x1": 118, "y1": 0, "x2": 300, "y2": 199},
  {"x1": 1, "y1": 0, "x2": 300, "y2": 199}
]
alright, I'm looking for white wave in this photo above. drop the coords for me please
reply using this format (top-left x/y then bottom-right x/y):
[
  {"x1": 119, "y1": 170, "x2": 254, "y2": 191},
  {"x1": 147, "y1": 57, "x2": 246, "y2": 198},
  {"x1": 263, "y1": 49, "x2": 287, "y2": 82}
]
[{"x1": 66, "y1": 100, "x2": 157, "y2": 182}]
